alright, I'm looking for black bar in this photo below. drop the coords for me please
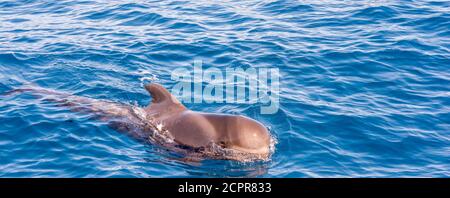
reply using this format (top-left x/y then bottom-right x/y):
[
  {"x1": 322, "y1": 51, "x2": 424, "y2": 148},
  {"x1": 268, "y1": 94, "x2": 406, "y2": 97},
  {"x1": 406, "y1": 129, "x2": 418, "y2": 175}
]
[{"x1": 0, "y1": 178, "x2": 449, "y2": 195}]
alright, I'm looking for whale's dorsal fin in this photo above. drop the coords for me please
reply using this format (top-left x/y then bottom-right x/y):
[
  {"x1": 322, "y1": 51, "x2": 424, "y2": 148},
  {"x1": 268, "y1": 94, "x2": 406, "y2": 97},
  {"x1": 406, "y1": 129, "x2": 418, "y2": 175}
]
[{"x1": 144, "y1": 83, "x2": 182, "y2": 105}]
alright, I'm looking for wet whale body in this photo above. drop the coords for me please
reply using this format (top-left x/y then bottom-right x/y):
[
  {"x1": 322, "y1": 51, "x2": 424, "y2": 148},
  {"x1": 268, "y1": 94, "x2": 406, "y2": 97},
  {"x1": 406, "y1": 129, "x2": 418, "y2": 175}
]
[{"x1": 6, "y1": 83, "x2": 274, "y2": 161}]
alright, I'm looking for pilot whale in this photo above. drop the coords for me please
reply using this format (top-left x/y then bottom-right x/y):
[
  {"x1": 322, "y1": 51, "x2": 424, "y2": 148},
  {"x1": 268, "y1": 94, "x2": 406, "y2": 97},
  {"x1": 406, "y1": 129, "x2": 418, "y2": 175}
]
[{"x1": 5, "y1": 83, "x2": 273, "y2": 161}]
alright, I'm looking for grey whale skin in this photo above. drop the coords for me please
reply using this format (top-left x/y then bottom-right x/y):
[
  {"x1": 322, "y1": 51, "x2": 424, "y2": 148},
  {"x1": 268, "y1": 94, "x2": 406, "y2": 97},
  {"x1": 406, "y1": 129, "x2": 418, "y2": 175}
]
[{"x1": 7, "y1": 83, "x2": 272, "y2": 161}]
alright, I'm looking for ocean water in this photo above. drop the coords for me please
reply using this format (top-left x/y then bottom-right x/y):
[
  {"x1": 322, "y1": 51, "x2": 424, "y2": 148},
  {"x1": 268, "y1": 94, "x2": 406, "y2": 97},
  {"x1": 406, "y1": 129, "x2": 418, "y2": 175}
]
[{"x1": 0, "y1": 0, "x2": 449, "y2": 177}]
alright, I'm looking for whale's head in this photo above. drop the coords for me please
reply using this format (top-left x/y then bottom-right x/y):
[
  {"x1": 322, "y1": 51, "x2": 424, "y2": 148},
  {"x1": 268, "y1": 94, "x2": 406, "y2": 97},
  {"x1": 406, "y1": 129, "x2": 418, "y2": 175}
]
[{"x1": 224, "y1": 115, "x2": 272, "y2": 158}]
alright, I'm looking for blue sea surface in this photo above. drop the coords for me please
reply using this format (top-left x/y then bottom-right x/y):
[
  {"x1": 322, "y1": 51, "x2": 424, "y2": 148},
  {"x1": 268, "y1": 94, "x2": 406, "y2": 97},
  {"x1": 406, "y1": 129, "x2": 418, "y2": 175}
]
[{"x1": 0, "y1": 0, "x2": 449, "y2": 177}]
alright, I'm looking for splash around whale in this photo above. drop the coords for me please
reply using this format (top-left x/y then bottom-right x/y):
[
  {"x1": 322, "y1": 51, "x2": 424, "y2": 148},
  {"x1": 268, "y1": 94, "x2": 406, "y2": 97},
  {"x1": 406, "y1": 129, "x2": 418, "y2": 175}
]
[{"x1": 5, "y1": 83, "x2": 276, "y2": 162}]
